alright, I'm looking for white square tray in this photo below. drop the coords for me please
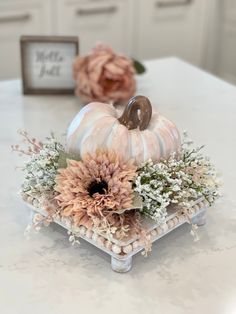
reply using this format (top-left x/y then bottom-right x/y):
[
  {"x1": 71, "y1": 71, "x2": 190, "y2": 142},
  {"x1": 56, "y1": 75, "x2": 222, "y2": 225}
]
[{"x1": 25, "y1": 197, "x2": 208, "y2": 273}]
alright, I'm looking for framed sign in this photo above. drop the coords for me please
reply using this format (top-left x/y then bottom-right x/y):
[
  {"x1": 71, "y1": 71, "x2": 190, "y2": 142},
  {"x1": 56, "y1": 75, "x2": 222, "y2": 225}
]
[{"x1": 20, "y1": 35, "x2": 79, "y2": 95}]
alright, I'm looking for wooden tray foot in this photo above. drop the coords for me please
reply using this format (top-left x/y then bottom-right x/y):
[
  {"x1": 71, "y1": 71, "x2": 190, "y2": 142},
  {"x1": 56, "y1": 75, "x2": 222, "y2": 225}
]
[
  {"x1": 192, "y1": 210, "x2": 206, "y2": 226},
  {"x1": 111, "y1": 256, "x2": 132, "y2": 273}
]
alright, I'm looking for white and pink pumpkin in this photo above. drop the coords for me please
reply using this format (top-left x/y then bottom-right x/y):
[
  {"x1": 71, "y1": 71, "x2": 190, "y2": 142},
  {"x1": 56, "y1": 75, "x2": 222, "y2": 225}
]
[{"x1": 66, "y1": 95, "x2": 181, "y2": 165}]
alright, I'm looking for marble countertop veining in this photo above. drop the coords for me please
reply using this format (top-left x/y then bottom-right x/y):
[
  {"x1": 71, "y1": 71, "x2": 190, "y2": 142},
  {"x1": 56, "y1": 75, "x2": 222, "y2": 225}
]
[{"x1": 0, "y1": 58, "x2": 235, "y2": 314}]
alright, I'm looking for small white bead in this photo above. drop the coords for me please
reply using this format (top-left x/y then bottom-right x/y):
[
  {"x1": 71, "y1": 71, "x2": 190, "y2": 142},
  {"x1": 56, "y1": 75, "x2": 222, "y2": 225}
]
[
  {"x1": 132, "y1": 241, "x2": 139, "y2": 249},
  {"x1": 73, "y1": 226, "x2": 80, "y2": 233},
  {"x1": 151, "y1": 229, "x2": 157, "y2": 237},
  {"x1": 194, "y1": 205, "x2": 200, "y2": 212},
  {"x1": 156, "y1": 227, "x2": 163, "y2": 235},
  {"x1": 27, "y1": 196, "x2": 34, "y2": 204},
  {"x1": 65, "y1": 219, "x2": 71, "y2": 229},
  {"x1": 200, "y1": 201, "x2": 205, "y2": 208},
  {"x1": 60, "y1": 217, "x2": 66, "y2": 224},
  {"x1": 197, "y1": 202, "x2": 202, "y2": 209},
  {"x1": 122, "y1": 244, "x2": 133, "y2": 254},
  {"x1": 161, "y1": 223, "x2": 168, "y2": 233},
  {"x1": 167, "y1": 219, "x2": 175, "y2": 229},
  {"x1": 97, "y1": 236, "x2": 105, "y2": 246},
  {"x1": 32, "y1": 199, "x2": 39, "y2": 208},
  {"x1": 22, "y1": 193, "x2": 28, "y2": 201},
  {"x1": 112, "y1": 244, "x2": 121, "y2": 254},
  {"x1": 79, "y1": 226, "x2": 86, "y2": 236},
  {"x1": 173, "y1": 217, "x2": 179, "y2": 225},
  {"x1": 178, "y1": 215, "x2": 183, "y2": 222},
  {"x1": 92, "y1": 233, "x2": 98, "y2": 241},
  {"x1": 105, "y1": 241, "x2": 112, "y2": 251},
  {"x1": 86, "y1": 229, "x2": 93, "y2": 239}
]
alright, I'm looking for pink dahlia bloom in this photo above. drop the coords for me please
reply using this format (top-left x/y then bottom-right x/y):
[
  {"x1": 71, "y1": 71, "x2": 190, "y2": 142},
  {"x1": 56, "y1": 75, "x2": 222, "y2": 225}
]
[{"x1": 73, "y1": 44, "x2": 136, "y2": 103}]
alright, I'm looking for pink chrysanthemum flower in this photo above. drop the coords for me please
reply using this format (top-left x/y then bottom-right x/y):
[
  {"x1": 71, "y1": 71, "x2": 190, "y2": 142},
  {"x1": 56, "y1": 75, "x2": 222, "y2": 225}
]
[{"x1": 55, "y1": 150, "x2": 137, "y2": 234}]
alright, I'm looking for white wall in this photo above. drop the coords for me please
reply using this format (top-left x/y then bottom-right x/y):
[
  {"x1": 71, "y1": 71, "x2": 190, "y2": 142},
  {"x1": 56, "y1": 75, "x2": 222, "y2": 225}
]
[{"x1": 0, "y1": 0, "x2": 234, "y2": 84}]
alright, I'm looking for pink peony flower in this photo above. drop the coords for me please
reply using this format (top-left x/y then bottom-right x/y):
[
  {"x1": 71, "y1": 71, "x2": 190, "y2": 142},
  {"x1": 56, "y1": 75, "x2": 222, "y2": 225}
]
[{"x1": 73, "y1": 43, "x2": 136, "y2": 103}]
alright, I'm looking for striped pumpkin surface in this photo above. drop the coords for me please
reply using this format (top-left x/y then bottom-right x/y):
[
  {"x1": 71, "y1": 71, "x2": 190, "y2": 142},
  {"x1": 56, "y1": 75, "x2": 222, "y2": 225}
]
[{"x1": 66, "y1": 102, "x2": 180, "y2": 165}]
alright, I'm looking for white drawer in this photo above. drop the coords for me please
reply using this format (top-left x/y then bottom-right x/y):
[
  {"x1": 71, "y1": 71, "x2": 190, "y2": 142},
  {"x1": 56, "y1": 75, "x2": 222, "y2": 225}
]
[
  {"x1": 57, "y1": 0, "x2": 133, "y2": 55},
  {"x1": 134, "y1": 0, "x2": 208, "y2": 66},
  {"x1": 0, "y1": 0, "x2": 52, "y2": 79}
]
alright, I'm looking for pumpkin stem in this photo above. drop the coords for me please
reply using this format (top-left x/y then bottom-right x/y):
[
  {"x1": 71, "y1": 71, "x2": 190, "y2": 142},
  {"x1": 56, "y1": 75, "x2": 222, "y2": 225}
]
[{"x1": 118, "y1": 95, "x2": 152, "y2": 130}]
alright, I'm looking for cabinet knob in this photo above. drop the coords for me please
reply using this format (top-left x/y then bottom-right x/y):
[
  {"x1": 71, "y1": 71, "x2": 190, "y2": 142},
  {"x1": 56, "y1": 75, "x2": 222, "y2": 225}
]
[
  {"x1": 76, "y1": 6, "x2": 118, "y2": 16},
  {"x1": 0, "y1": 13, "x2": 31, "y2": 23},
  {"x1": 156, "y1": 0, "x2": 192, "y2": 8}
]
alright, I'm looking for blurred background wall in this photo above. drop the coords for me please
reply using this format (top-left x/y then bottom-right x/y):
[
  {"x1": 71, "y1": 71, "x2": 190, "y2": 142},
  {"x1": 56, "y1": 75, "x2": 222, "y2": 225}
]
[{"x1": 0, "y1": 0, "x2": 235, "y2": 85}]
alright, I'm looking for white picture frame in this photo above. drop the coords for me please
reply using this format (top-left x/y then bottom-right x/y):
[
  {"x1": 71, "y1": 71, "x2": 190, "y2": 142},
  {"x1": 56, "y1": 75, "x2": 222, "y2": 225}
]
[{"x1": 20, "y1": 35, "x2": 79, "y2": 95}]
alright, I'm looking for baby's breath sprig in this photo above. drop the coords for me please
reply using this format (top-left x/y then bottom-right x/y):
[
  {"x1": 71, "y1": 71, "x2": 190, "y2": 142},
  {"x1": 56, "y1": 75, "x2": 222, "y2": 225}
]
[
  {"x1": 134, "y1": 132, "x2": 220, "y2": 224},
  {"x1": 21, "y1": 135, "x2": 64, "y2": 198},
  {"x1": 12, "y1": 130, "x2": 65, "y2": 198}
]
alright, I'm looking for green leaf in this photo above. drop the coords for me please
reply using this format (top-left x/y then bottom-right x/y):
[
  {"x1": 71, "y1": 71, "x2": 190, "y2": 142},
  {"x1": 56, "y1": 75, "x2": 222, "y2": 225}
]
[
  {"x1": 58, "y1": 150, "x2": 80, "y2": 168},
  {"x1": 114, "y1": 192, "x2": 143, "y2": 214},
  {"x1": 132, "y1": 58, "x2": 146, "y2": 74},
  {"x1": 132, "y1": 192, "x2": 143, "y2": 209}
]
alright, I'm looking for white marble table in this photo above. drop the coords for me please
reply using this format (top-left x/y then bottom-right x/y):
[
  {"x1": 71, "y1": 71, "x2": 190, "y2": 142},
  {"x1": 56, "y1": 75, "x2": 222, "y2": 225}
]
[{"x1": 0, "y1": 58, "x2": 235, "y2": 314}]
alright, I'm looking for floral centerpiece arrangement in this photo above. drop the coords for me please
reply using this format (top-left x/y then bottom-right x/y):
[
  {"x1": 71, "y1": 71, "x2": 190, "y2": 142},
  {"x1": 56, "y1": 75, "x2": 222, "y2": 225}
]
[{"x1": 13, "y1": 96, "x2": 219, "y2": 259}]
